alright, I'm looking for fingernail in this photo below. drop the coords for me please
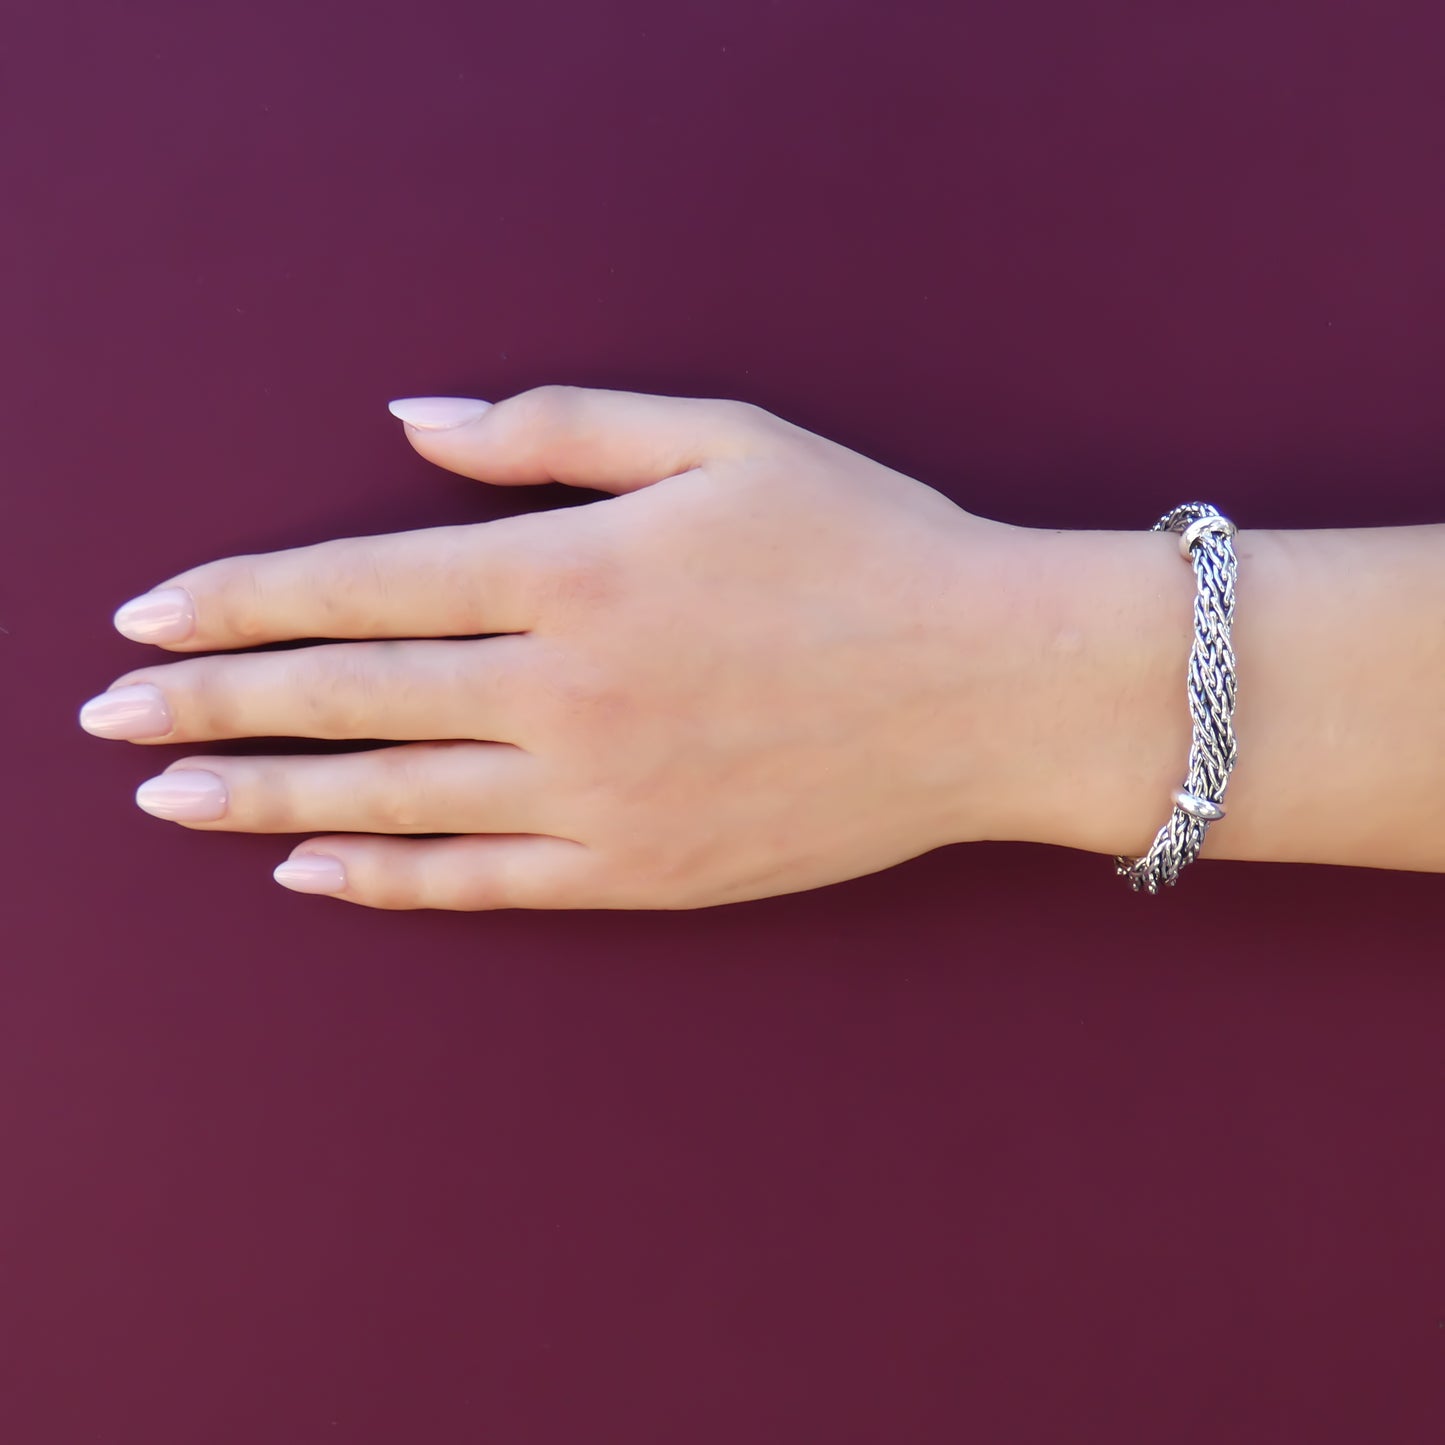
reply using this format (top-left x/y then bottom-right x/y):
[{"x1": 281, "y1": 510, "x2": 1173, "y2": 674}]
[
  {"x1": 136, "y1": 769, "x2": 228, "y2": 821},
  {"x1": 79, "y1": 683, "x2": 173, "y2": 739},
  {"x1": 387, "y1": 396, "x2": 492, "y2": 430},
  {"x1": 114, "y1": 586, "x2": 196, "y2": 644},
  {"x1": 274, "y1": 855, "x2": 347, "y2": 895}
]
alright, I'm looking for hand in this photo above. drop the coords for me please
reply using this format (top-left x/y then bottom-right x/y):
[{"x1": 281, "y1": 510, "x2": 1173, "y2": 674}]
[{"x1": 80, "y1": 385, "x2": 1027, "y2": 910}]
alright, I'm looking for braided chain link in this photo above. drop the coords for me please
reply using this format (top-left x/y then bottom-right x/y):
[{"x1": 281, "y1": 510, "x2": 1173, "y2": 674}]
[{"x1": 1114, "y1": 502, "x2": 1239, "y2": 893}]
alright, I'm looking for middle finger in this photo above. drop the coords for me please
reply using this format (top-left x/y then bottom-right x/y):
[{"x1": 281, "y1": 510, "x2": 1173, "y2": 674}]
[{"x1": 79, "y1": 635, "x2": 533, "y2": 744}]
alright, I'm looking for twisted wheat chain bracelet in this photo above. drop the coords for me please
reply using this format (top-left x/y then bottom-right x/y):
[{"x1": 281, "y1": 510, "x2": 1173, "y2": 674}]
[{"x1": 1114, "y1": 502, "x2": 1240, "y2": 893}]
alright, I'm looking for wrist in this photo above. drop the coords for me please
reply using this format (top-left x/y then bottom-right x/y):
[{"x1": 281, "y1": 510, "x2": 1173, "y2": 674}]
[
  {"x1": 955, "y1": 515, "x2": 1445, "y2": 876},
  {"x1": 967, "y1": 521, "x2": 1220, "y2": 858}
]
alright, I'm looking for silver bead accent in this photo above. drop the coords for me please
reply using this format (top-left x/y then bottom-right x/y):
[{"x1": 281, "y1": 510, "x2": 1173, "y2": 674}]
[
  {"x1": 1178, "y1": 514, "x2": 1237, "y2": 559},
  {"x1": 1173, "y1": 789, "x2": 1226, "y2": 822}
]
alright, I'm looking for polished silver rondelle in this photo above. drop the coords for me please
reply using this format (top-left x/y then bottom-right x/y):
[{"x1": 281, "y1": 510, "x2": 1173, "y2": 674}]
[
  {"x1": 1115, "y1": 502, "x2": 1239, "y2": 894},
  {"x1": 1178, "y1": 514, "x2": 1237, "y2": 559},
  {"x1": 1172, "y1": 789, "x2": 1226, "y2": 822}
]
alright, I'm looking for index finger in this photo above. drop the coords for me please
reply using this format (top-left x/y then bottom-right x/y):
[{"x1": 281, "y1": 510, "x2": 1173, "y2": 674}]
[{"x1": 110, "y1": 510, "x2": 575, "y2": 651}]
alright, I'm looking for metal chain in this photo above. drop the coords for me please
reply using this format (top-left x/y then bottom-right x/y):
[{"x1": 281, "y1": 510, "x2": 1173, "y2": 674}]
[{"x1": 1114, "y1": 502, "x2": 1239, "y2": 893}]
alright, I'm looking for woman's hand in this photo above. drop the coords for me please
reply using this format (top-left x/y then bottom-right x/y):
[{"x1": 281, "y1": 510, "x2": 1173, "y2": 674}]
[{"x1": 80, "y1": 385, "x2": 1033, "y2": 910}]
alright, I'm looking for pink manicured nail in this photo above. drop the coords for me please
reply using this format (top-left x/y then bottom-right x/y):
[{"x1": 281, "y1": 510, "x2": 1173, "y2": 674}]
[
  {"x1": 387, "y1": 396, "x2": 492, "y2": 430},
  {"x1": 274, "y1": 855, "x2": 347, "y2": 895},
  {"x1": 114, "y1": 587, "x2": 196, "y2": 643},
  {"x1": 135, "y1": 770, "x2": 227, "y2": 821},
  {"x1": 78, "y1": 683, "x2": 173, "y2": 739}
]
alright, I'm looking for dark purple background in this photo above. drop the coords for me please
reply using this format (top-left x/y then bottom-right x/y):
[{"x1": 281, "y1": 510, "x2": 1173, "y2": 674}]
[{"x1": 3, "y1": 1, "x2": 1442, "y2": 1440}]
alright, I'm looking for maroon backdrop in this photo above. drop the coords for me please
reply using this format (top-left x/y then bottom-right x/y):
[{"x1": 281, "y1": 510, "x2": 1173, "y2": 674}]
[{"x1": 4, "y1": 2, "x2": 1442, "y2": 1440}]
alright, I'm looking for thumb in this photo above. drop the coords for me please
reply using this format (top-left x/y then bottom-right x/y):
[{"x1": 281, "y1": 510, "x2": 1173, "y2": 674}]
[{"x1": 386, "y1": 384, "x2": 768, "y2": 494}]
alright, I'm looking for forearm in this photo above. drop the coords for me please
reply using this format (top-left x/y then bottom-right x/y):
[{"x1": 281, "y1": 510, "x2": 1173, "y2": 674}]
[{"x1": 983, "y1": 519, "x2": 1445, "y2": 873}]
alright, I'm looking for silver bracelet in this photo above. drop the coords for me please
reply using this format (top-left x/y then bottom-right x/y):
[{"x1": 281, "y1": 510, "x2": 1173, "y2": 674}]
[{"x1": 1114, "y1": 502, "x2": 1239, "y2": 893}]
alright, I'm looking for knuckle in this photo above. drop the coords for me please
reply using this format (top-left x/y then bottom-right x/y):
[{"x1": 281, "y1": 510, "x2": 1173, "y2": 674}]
[
  {"x1": 356, "y1": 849, "x2": 427, "y2": 910},
  {"x1": 367, "y1": 747, "x2": 435, "y2": 832},
  {"x1": 487, "y1": 841, "x2": 590, "y2": 912},
  {"x1": 421, "y1": 541, "x2": 490, "y2": 636},
  {"x1": 725, "y1": 397, "x2": 768, "y2": 427},
  {"x1": 171, "y1": 660, "x2": 234, "y2": 737},
  {"x1": 210, "y1": 562, "x2": 274, "y2": 645},
  {"x1": 507, "y1": 383, "x2": 580, "y2": 434},
  {"x1": 318, "y1": 542, "x2": 391, "y2": 631},
  {"x1": 718, "y1": 397, "x2": 782, "y2": 444},
  {"x1": 300, "y1": 646, "x2": 388, "y2": 738},
  {"x1": 247, "y1": 774, "x2": 300, "y2": 832},
  {"x1": 485, "y1": 850, "x2": 534, "y2": 911},
  {"x1": 202, "y1": 762, "x2": 286, "y2": 831},
  {"x1": 323, "y1": 536, "x2": 443, "y2": 630}
]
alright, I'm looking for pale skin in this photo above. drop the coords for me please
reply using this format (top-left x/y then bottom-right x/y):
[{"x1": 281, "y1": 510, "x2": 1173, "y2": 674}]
[{"x1": 78, "y1": 385, "x2": 1445, "y2": 909}]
